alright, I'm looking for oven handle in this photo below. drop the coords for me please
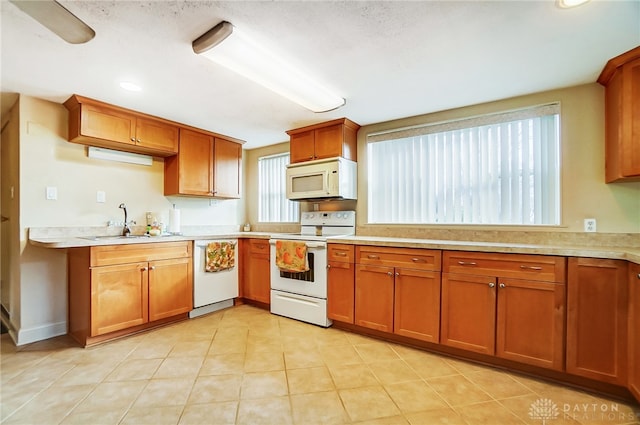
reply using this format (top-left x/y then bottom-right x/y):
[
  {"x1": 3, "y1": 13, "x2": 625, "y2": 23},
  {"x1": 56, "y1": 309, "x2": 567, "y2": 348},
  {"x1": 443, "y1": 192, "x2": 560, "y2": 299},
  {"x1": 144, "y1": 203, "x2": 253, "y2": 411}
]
[{"x1": 269, "y1": 240, "x2": 326, "y2": 249}]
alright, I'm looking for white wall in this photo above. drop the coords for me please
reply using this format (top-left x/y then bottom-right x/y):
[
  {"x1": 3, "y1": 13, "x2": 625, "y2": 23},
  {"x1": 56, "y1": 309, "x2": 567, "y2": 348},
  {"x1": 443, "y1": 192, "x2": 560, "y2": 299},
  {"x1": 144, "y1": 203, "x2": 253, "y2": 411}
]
[{"x1": 12, "y1": 95, "x2": 244, "y2": 344}]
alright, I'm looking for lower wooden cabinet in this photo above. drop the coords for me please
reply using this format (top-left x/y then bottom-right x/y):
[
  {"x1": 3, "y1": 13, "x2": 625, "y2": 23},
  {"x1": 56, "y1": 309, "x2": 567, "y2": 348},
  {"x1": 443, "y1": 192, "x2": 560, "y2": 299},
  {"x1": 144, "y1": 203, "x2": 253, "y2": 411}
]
[
  {"x1": 327, "y1": 244, "x2": 355, "y2": 323},
  {"x1": 90, "y1": 262, "x2": 149, "y2": 336},
  {"x1": 567, "y1": 257, "x2": 628, "y2": 385},
  {"x1": 629, "y1": 262, "x2": 640, "y2": 402},
  {"x1": 441, "y1": 252, "x2": 566, "y2": 371},
  {"x1": 355, "y1": 264, "x2": 395, "y2": 332},
  {"x1": 69, "y1": 241, "x2": 193, "y2": 346},
  {"x1": 354, "y1": 246, "x2": 441, "y2": 339},
  {"x1": 441, "y1": 273, "x2": 496, "y2": 355},
  {"x1": 496, "y1": 278, "x2": 565, "y2": 370},
  {"x1": 394, "y1": 268, "x2": 441, "y2": 343},
  {"x1": 242, "y1": 239, "x2": 270, "y2": 304},
  {"x1": 148, "y1": 257, "x2": 193, "y2": 322}
]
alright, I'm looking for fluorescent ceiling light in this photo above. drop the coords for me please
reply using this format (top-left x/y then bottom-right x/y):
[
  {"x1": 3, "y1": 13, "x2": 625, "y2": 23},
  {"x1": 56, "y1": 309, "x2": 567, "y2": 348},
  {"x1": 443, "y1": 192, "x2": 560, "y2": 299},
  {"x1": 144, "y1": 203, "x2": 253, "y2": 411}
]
[
  {"x1": 87, "y1": 147, "x2": 153, "y2": 166},
  {"x1": 556, "y1": 0, "x2": 590, "y2": 8},
  {"x1": 9, "y1": 0, "x2": 95, "y2": 44},
  {"x1": 192, "y1": 21, "x2": 345, "y2": 113},
  {"x1": 120, "y1": 81, "x2": 142, "y2": 92}
]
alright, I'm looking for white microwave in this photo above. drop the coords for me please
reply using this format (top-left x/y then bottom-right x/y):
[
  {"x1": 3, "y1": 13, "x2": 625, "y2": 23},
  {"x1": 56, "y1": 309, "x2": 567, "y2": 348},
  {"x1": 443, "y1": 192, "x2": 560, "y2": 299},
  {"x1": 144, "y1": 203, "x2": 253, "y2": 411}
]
[{"x1": 286, "y1": 157, "x2": 357, "y2": 201}]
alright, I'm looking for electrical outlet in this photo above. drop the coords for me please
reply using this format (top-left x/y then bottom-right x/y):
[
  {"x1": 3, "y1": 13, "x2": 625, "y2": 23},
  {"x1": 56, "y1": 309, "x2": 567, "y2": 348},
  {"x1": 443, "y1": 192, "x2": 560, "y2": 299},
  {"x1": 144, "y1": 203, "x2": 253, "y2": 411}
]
[
  {"x1": 45, "y1": 186, "x2": 57, "y2": 200},
  {"x1": 584, "y1": 218, "x2": 596, "y2": 232},
  {"x1": 96, "y1": 190, "x2": 106, "y2": 203}
]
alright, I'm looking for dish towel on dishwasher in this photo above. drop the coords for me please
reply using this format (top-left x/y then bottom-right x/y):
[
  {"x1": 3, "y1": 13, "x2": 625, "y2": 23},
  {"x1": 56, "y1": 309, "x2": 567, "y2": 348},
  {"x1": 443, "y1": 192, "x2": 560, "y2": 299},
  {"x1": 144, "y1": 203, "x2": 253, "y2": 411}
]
[
  {"x1": 205, "y1": 241, "x2": 236, "y2": 272},
  {"x1": 275, "y1": 240, "x2": 309, "y2": 272}
]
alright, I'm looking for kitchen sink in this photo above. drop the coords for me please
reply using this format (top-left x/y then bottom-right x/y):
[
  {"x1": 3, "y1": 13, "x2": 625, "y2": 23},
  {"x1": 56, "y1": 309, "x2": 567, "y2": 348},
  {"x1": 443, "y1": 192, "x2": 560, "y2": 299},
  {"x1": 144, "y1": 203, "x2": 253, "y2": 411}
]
[{"x1": 79, "y1": 235, "x2": 151, "y2": 241}]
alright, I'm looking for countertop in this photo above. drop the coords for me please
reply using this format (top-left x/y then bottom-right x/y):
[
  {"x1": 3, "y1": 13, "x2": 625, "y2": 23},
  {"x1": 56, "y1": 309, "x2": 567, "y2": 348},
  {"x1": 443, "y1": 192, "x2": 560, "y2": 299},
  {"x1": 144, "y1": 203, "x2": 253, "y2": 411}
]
[{"x1": 28, "y1": 229, "x2": 640, "y2": 265}]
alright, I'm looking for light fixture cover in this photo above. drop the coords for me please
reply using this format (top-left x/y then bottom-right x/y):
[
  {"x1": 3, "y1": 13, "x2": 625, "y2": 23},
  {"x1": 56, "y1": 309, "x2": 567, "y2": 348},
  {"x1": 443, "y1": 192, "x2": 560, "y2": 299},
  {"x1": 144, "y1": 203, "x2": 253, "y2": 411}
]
[
  {"x1": 88, "y1": 147, "x2": 153, "y2": 166},
  {"x1": 193, "y1": 21, "x2": 345, "y2": 113},
  {"x1": 10, "y1": 0, "x2": 95, "y2": 44}
]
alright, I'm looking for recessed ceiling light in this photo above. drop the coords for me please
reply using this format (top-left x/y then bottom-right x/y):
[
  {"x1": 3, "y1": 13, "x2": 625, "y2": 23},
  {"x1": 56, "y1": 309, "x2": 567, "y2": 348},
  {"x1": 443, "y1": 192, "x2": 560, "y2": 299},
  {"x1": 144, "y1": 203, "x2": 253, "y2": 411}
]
[
  {"x1": 119, "y1": 81, "x2": 142, "y2": 92},
  {"x1": 557, "y1": 0, "x2": 590, "y2": 8}
]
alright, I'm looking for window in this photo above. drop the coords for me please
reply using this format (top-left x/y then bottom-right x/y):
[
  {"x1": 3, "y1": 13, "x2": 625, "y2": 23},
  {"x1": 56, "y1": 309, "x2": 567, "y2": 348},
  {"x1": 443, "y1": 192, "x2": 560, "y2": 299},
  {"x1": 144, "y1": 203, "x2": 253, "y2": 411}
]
[
  {"x1": 258, "y1": 153, "x2": 299, "y2": 222},
  {"x1": 367, "y1": 104, "x2": 560, "y2": 225}
]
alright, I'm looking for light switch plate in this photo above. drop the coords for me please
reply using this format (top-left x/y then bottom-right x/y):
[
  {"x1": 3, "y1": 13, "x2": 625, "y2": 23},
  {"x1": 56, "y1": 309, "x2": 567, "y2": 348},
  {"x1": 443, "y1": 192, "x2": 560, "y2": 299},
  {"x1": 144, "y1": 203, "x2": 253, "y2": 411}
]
[
  {"x1": 97, "y1": 190, "x2": 106, "y2": 203},
  {"x1": 45, "y1": 186, "x2": 57, "y2": 200}
]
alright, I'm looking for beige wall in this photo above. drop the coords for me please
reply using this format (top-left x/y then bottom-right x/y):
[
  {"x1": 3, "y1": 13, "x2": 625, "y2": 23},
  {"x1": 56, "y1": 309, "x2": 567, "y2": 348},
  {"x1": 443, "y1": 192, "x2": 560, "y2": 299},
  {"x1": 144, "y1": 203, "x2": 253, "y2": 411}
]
[
  {"x1": 244, "y1": 83, "x2": 640, "y2": 235},
  {"x1": 9, "y1": 95, "x2": 245, "y2": 344}
]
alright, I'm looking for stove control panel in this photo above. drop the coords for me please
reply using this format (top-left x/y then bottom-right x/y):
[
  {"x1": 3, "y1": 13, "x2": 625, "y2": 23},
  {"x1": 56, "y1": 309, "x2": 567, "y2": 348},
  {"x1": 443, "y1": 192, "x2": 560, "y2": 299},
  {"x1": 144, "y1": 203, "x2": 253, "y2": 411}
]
[{"x1": 300, "y1": 211, "x2": 355, "y2": 226}]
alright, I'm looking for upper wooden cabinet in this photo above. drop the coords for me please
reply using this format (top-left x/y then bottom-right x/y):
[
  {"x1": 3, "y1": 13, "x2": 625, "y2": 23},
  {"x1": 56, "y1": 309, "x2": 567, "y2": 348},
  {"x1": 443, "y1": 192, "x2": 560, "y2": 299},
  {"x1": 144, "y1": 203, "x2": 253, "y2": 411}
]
[
  {"x1": 287, "y1": 118, "x2": 360, "y2": 164},
  {"x1": 164, "y1": 129, "x2": 242, "y2": 198},
  {"x1": 598, "y1": 46, "x2": 640, "y2": 182},
  {"x1": 64, "y1": 95, "x2": 179, "y2": 157}
]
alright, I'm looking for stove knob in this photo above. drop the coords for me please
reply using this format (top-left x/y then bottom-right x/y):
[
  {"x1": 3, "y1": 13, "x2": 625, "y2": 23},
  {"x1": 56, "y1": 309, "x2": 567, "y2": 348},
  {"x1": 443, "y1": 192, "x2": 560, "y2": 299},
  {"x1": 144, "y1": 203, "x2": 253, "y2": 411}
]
[{"x1": 307, "y1": 213, "x2": 314, "y2": 219}]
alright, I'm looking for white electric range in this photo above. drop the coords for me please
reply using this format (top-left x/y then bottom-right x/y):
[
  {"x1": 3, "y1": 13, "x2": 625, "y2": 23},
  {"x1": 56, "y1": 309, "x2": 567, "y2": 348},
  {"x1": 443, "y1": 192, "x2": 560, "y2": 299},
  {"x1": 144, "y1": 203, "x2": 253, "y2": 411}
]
[{"x1": 269, "y1": 211, "x2": 355, "y2": 327}]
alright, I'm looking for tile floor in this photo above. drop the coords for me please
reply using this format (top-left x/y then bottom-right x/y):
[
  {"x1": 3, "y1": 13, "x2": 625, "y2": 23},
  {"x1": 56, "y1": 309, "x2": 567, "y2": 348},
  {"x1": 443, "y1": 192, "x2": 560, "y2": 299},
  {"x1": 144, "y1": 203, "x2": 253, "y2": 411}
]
[{"x1": 1, "y1": 305, "x2": 639, "y2": 425}]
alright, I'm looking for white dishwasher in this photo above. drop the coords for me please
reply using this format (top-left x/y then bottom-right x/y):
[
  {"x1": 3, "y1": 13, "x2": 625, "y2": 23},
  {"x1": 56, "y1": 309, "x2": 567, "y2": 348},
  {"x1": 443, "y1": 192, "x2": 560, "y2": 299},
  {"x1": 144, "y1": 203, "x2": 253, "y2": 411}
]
[{"x1": 190, "y1": 239, "x2": 238, "y2": 318}]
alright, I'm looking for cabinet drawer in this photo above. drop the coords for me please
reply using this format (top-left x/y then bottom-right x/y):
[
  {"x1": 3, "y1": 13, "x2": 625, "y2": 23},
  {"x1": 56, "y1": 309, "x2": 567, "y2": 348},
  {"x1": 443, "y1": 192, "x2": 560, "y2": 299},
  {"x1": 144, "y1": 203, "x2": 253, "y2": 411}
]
[
  {"x1": 356, "y1": 246, "x2": 441, "y2": 271},
  {"x1": 91, "y1": 241, "x2": 192, "y2": 267},
  {"x1": 328, "y1": 244, "x2": 354, "y2": 263},
  {"x1": 249, "y1": 239, "x2": 270, "y2": 256},
  {"x1": 443, "y1": 251, "x2": 566, "y2": 283}
]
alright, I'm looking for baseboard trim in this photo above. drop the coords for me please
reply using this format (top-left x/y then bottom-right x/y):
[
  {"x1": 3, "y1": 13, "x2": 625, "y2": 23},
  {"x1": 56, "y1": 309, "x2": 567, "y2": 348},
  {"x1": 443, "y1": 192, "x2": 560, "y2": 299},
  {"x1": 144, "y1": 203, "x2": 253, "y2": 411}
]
[{"x1": 16, "y1": 321, "x2": 67, "y2": 346}]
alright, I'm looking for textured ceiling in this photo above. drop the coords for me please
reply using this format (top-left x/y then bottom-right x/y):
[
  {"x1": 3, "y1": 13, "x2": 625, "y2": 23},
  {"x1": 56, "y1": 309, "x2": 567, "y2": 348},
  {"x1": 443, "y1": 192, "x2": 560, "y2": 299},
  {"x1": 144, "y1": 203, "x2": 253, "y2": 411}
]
[{"x1": 1, "y1": 1, "x2": 639, "y2": 149}]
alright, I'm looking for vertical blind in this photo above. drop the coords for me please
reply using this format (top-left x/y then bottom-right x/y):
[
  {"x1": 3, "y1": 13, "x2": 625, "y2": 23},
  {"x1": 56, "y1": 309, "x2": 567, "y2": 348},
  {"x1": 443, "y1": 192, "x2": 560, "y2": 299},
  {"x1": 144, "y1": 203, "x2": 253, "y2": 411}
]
[
  {"x1": 367, "y1": 104, "x2": 560, "y2": 225},
  {"x1": 258, "y1": 153, "x2": 299, "y2": 222}
]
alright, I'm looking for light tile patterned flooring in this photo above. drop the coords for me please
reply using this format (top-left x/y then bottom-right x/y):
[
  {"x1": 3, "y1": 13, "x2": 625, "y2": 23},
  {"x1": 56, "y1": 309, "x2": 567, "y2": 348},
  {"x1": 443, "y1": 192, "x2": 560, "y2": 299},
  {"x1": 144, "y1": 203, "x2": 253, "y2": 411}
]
[{"x1": 1, "y1": 305, "x2": 639, "y2": 425}]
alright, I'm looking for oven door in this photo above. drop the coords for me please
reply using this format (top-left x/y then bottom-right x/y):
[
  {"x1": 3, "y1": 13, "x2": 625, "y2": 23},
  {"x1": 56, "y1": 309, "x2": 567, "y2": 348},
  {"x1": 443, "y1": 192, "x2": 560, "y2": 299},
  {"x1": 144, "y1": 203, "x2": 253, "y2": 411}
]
[{"x1": 269, "y1": 240, "x2": 327, "y2": 299}]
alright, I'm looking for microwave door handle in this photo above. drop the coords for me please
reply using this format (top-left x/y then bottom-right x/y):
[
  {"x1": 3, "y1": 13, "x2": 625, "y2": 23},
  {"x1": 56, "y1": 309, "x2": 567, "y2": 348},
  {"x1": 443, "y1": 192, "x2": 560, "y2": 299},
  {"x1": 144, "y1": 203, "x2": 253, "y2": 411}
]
[{"x1": 325, "y1": 170, "x2": 330, "y2": 195}]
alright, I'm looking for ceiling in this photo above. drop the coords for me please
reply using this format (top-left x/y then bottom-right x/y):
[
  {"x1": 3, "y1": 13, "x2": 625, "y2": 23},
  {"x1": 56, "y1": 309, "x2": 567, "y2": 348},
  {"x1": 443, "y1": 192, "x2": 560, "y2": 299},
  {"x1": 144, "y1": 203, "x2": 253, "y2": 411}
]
[{"x1": 1, "y1": 1, "x2": 638, "y2": 149}]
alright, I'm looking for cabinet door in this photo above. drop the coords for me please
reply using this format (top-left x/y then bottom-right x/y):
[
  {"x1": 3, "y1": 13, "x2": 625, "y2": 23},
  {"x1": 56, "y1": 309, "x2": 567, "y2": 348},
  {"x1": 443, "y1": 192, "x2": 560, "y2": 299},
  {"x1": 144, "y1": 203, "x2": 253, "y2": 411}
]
[
  {"x1": 496, "y1": 278, "x2": 565, "y2": 371},
  {"x1": 289, "y1": 131, "x2": 315, "y2": 163},
  {"x1": 628, "y1": 263, "x2": 640, "y2": 401},
  {"x1": 328, "y1": 261, "x2": 355, "y2": 323},
  {"x1": 135, "y1": 117, "x2": 179, "y2": 154},
  {"x1": 355, "y1": 264, "x2": 394, "y2": 332},
  {"x1": 213, "y1": 138, "x2": 241, "y2": 198},
  {"x1": 176, "y1": 129, "x2": 214, "y2": 196},
  {"x1": 90, "y1": 262, "x2": 148, "y2": 336},
  {"x1": 80, "y1": 103, "x2": 135, "y2": 146},
  {"x1": 567, "y1": 258, "x2": 628, "y2": 385},
  {"x1": 148, "y1": 257, "x2": 193, "y2": 322},
  {"x1": 394, "y1": 268, "x2": 440, "y2": 343},
  {"x1": 621, "y1": 57, "x2": 640, "y2": 177},
  {"x1": 313, "y1": 124, "x2": 344, "y2": 160},
  {"x1": 441, "y1": 273, "x2": 496, "y2": 355},
  {"x1": 247, "y1": 254, "x2": 271, "y2": 304}
]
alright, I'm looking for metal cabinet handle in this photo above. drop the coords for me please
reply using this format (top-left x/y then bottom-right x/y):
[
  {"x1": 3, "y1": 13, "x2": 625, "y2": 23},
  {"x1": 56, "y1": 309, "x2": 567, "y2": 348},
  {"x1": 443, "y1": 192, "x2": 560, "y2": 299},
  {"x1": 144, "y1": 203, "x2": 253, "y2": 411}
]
[
  {"x1": 334, "y1": 252, "x2": 347, "y2": 257},
  {"x1": 136, "y1": 138, "x2": 141, "y2": 143},
  {"x1": 458, "y1": 261, "x2": 477, "y2": 266},
  {"x1": 499, "y1": 283, "x2": 505, "y2": 289},
  {"x1": 326, "y1": 264, "x2": 331, "y2": 269},
  {"x1": 489, "y1": 282, "x2": 495, "y2": 288},
  {"x1": 141, "y1": 267, "x2": 148, "y2": 271},
  {"x1": 368, "y1": 255, "x2": 380, "y2": 259},
  {"x1": 387, "y1": 271, "x2": 393, "y2": 276},
  {"x1": 520, "y1": 265, "x2": 543, "y2": 271},
  {"x1": 395, "y1": 272, "x2": 400, "y2": 276},
  {"x1": 411, "y1": 258, "x2": 426, "y2": 263},
  {"x1": 637, "y1": 273, "x2": 640, "y2": 279},
  {"x1": 149, "y1": 266, "x2": 155, "y2": 270},
  {"x1": 130, "y1": 137, "x2": 135, "y2": 142}
]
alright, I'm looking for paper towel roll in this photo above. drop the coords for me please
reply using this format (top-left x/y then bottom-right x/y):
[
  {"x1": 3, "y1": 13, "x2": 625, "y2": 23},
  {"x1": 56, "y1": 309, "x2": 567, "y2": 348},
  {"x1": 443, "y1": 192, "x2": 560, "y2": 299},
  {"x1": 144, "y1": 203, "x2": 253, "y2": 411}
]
[{"x1": 168, "y1": 208, "x2": 181, "y2": 234}]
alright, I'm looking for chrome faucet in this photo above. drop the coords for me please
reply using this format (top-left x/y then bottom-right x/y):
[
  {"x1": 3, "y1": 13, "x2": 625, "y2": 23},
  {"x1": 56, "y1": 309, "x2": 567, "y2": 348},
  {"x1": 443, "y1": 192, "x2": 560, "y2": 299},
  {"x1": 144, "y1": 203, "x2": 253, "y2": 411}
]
[{"x1": 118, "y1": 203, "x2": 131, "y2": 236}]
